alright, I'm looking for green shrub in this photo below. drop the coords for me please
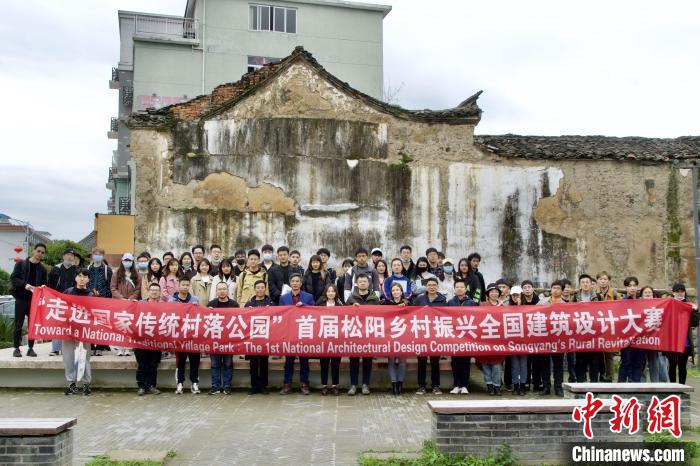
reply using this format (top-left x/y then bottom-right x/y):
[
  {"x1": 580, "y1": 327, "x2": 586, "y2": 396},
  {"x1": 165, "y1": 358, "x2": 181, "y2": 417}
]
[{"x1": 358, "y1": 441, "x2": 516, "y2": 466}]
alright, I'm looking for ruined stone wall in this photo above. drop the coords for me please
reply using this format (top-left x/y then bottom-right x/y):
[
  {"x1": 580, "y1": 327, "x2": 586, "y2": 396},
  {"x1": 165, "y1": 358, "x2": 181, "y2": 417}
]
[{"x1": 131, "y1": 63, "x2": 696, "y2": 289}]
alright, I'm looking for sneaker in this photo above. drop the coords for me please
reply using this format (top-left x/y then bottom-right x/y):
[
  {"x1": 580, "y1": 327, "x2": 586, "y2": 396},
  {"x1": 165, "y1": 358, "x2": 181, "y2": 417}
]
[
  {"x1": 300, "y1": 384, "x2": 311, "y2": 395},
  {"x1": 347, "y1": 385, "x2": 357, "y2": 396},
  {"x1": 538, "y1": 388, "x2": 551, "y2": 396},
  {"x1": 49, "y1": 350, "x2": 59, "y2": 356},
  {"x1": 415, "y1": 386, "x2": 426, "y2": 395},
  {"x1": 95, "y1": 350, "x2": 103, "y2": 356},
  {"x1": 432, "y1": 386, "x2": 442, "y2": 395},
  {"x1": 223, "y1": 388, "x2": 231, "y2": 395},
  {"x1": 137, "y1": 388, "x2": 146, "y2": 396},
  {"x1": 449, "y1": 387, "x2": 461, "y2": 394},
  {"x1": 555, "y1": 388, "x2": 564, "y2": 397},
  {"x1": 361, "y1": 384, "x2": 370, "y2": 395},
  {"x1": 504, "y1": 383, "x2": 513, "y2": 392},
  {"x1": 82, "y1": 384, "x2": 91, "y2": 396},
  {"x1": 64, "y1": 383, "x2": 77, "y2": 395},
  {"x1": 208, "y1": 387, "x2": 221, "y2": 395},
  {"x1": 12, "y1": 348, "x2": 21, "y2": 358},
  {"x1": 459, "y1": 387, "x2": 469, "y2": 395},
  {"x1": 191, "y1": 383, "x2": 200, "y2": 394},
  {"x1": 260, "y1": 387, "x2": 269, "y2": 395},
  {"x1": 147, "y1": 387, "x2": 161, "y2": 395},
  {"x1": 331, "y1": 386, "x2": 339, "y2": 396},
  {"x1": 321, "y1": 386, "x2": 329, "y2": 396},
  {"x1": 26, "y1": 348, "x2": 37, "y2": 357},
  {"x1": 493, "y1": 386, "x2": 502, "y2": 396},
  {"x1": 175, "y1": 383, "x2": 184, "y2": 394},
  {"x1": 279, "y1": 384, "x2": 292, "y2": 395}
]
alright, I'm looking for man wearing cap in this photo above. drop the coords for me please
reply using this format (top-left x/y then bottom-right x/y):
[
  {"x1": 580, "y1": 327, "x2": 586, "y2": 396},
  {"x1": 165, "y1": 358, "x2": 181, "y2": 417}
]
[
  {"x1": 665, "y1": 284, "x2": 699, "y2": 384},
  {"x1": 47, "y1": 247, "x2": 80, "y2": 356},
  {"x1": 370, "y1": 248, "x2": 383, "y2": 268}
]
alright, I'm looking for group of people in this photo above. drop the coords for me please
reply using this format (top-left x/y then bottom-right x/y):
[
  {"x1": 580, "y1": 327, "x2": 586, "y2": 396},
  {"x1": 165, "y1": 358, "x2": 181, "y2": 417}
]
[{"x1": 9, "y1": 242, "x2": 698, "y2": 398}]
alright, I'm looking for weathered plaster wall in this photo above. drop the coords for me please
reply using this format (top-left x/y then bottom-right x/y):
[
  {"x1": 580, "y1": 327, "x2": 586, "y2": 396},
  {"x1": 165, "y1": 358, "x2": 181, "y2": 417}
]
[{"x1": 131, "y1": 63, "x2": 696, "y2": 288}]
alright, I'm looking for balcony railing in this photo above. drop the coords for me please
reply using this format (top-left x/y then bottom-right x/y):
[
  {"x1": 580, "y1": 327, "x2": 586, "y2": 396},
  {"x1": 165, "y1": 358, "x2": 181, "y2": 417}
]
[
  {"x1": 110, "y1": 117, "x2": 119, "y2": 132},
  {"x1": 134, "y1": 14, "x2": 198, "y2": 40},
  {"x1": 111, "y1": 67, "x2": 119, "y2": 82}
]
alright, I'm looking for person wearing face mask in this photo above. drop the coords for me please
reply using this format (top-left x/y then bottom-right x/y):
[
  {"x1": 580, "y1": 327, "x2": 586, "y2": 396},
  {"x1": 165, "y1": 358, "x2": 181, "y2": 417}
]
[
  {"x1": 412, "y1": 256, "x2": 437, "y2": 297},
  {"x1": 664, "y1": 283, "x2": 699, "y2": 384},
  {"x1": 438, "y1": 258, "x2": 456, "y2": 300},
  {"x1": 87, "y1": 247, "x2": 112, "y2": 299},
  {"x1": 261, "y1": 244, "x2": 275, "y2": 271},
  {"x1": 48, "y1": 248, "x2": 80, "y2": 356},
  {"x1": 208, "y1": 244, "x2": 223, "y2": 276},
  {"x1": 231, "y1": 249, "x2": 247, "y2": 276},
  {"x1": 135, "y1": 253, "x2": 150, "y2": 293},
  {"x1": 179, "y1": 252, "x2": 196, "y2": 280},
  {"x1": 111, "y1": 253, "x2": 141, "y2": 356}
]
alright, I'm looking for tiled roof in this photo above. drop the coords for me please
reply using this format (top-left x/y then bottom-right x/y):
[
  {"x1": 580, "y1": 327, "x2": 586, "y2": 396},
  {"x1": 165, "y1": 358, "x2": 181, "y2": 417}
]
[
  {"x1": 475, "y1": 134, "x2": 700, "y2": 163},
  {"x1": 126, "y1": 46, "x2": 482, "y2": 128}
]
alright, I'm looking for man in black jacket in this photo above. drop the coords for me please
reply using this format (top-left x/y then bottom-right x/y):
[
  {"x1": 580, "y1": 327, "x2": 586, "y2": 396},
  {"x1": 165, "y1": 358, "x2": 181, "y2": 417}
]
[
  {"x1": 268, "y1": 246, "x2": 295, "y2": 304},
  {"x1": 47, "y1": 248, "x2": 79, "y2": 355},
  {"x1": 10, "y1": 243, "x2": 48, "y2": 357}
]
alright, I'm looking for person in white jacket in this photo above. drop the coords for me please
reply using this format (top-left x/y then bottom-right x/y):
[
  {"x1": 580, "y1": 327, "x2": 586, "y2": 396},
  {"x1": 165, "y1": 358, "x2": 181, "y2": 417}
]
[
  {"x1": 209, "y1": 258, "x2": 237, "y2": 301},
  {"x1": 438, "y1": 258, "x2": 455, "y2": 300}
]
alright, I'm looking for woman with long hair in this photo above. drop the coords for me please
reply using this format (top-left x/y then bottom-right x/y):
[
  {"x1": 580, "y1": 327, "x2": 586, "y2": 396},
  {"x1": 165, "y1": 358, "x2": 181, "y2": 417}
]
[
  {"x1": 455, "y1": 258, "x2": 482, "y2": 303},
  {"x1": 140, "y1": 257, "x2": 162, "y2": 298},
  {"x1": 375, "y1": 259, "x2": 389, "y2": 299},
  {"x1": 110, "y1": 253, "x2": 141, "y2": 356},
  {"x1": 190, "y1": 259, "x2": 213, "y2": 305},
  {"x1": 179, "y1": 252, "x2": 196, "y2": 280},
  {"x1": 210, "y1": 258, "x2": 237, "y2": 301},
  {"x1": 302, "y1": 254, "x2": 330, "y2": 301},
  {"x1": 316, "y1": 284, "x2": 343, "y2": 395},
  {"x1": 159, "y1": 259, "x2": 181, "y2": 302},
  {"x1": 384, "y1": 282, "x2": 408, "y2": 395}
]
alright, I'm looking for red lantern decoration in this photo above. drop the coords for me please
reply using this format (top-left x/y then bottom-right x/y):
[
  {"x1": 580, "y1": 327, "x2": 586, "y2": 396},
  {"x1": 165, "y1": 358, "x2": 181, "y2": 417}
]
[{"x1": 14, "y1": 246, "x2": 23, "y2": 254}]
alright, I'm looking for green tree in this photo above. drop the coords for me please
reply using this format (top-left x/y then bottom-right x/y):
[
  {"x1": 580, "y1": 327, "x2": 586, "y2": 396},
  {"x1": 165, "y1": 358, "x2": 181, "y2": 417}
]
[
  {"x1": 45, "y1": 240, "x2": 87, "y2": 268},
  {"x1": 0, "y1": 269, "x2": 9, "y2": 295}
]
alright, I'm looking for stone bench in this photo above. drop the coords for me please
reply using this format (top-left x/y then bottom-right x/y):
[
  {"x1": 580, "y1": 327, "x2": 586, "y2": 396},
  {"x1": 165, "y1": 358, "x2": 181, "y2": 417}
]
[
  {"x1": 563, "y1": 382, "x2": 693, "y2": 428},
  {"x1": 0, "y1": 418, "x2": 76, "y2": 465},
  {"x1": 429, "y1": 399, "x2": 632, "y2": 464}
]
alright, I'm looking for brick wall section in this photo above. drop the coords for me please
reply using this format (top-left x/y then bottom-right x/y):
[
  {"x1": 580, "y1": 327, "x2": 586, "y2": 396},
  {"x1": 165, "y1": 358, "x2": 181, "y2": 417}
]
[
  {"x1": 169, "y1": 61, "x2": 284, "y2": 121},
  {"x1": 568, "y1": 391, "x2": 692, "y2": 428},
  {"x1": 432, "y1": 411, "x2": 638, "y2": 464},
  {"x1": 0, "y1": 429, "x2": 72, "y2": 465}
]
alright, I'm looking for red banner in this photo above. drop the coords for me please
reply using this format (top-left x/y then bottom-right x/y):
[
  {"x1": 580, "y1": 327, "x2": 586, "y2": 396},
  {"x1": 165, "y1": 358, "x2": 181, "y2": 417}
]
[{"x1": 29, "y1": 287, "x2": 691, "y2": 356}]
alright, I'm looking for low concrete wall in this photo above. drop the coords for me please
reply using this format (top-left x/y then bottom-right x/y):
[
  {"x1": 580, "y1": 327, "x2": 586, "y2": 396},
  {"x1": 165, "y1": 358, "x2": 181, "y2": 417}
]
[{"x1": 0, "y1": 419, "x2": 76, "y2": 465}]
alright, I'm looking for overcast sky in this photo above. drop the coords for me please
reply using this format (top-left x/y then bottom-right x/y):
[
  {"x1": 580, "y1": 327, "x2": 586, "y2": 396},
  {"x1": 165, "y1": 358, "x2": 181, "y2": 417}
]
[{"x1": 1, "y1": 0, "x2": 698, "y2": 241}]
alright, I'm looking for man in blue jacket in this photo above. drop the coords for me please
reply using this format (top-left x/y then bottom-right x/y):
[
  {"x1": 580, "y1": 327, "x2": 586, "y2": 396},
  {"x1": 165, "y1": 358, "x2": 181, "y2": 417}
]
[
  {"x1": 412, "y1": 277, "x2": 447, "y2": 395},
  {"x1": 279, "y1": 274, "x2": 315, "y2": 395}
]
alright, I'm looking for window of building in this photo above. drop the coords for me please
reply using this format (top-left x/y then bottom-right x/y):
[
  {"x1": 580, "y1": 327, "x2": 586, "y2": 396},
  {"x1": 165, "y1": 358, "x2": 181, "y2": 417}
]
[
  {"x1": 247, "y1": 56, "x2": 281, "y2": 73},
  {"x1": 249, "y1": 4, "x2": 296, "y2": 33}
]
